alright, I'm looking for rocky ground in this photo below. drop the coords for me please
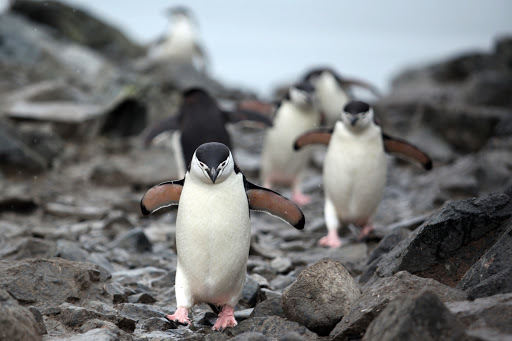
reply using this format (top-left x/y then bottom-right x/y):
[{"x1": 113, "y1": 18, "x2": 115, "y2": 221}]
[{"x1": 1, "y1": 1, "x2": 512, "y2": 341}]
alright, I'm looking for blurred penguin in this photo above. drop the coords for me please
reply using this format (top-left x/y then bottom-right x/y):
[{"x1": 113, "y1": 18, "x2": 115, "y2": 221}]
[
  {"x1": 140, "y1": 6, "x2": 209, "y2": 72},
  {"x1": 302, "y1": 67, "x2": 381, "y2": 126},
  {"x1": 260, "y1": 81, "x2": 321, "y2": 206}
]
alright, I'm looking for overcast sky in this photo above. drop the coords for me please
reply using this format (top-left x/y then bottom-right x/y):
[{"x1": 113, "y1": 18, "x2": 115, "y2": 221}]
[{"x1": 62, "y1": 0, "x2": 512, "y2": 97}]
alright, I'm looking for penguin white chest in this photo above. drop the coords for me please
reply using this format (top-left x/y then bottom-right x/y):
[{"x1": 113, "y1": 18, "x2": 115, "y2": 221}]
[
  {"x1": 323, "y1": 123, "x2": 387, "y2": 222},
  {"x1": 262, "y1": 103, "x2": 319, "y2": 180},
  {"x1": 175, "y1": 173, "x2": 251, "y2": 304}
]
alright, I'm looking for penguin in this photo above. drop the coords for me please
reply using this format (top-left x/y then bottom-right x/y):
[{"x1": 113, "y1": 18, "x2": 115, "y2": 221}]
[
  {"x1": 260, "y1": 81, "x2": 321, "y2": 206},
  {"x1": 302, "y1": 67, "x2": 381, "y2": 126},
  {"x1": 140, "y1": 142, "x2": 304, "y2": 330},
  {"x1": 294, "y1": 100, "x2": 432, "y2": 248},
  {"x1": 146, "y1": 6, "x2": 208, "y2": 71},
  {"x1": 143, "y1": 87, "x2": 273, "y2": 178}
]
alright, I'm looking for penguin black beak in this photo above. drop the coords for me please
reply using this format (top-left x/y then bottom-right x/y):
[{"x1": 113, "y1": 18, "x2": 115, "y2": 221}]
[
  {"x1": 351, "y1": 116, "x2": 359, "y2": 126},
  {"x1": 208, "y1": 167, "x2": 218, "y2": 184}
]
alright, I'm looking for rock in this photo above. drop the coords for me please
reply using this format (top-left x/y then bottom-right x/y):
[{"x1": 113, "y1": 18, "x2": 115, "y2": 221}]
[
  {"x1": 127, "y1": 293, "x2": 156, "y2": 304},
  {"x1": 367, "y1": 193, "x2": 512, "y2": 287},
  {"x1": 0, "y1": 119, "x2": 47, "y2": 175},
  {"x1": 100, "y1": 97, "x2": 147, "y2": 137},
  {"x1": 226, "y1": 316, "x2": 318, "y2": 340},
  {"x1": 250, "y1": 297, "x2": 286, "y2": 318},
  {"x1": 7, "y1": 101, "x2": 106, "y2": 141},
  {"x1": 108, "y1": 228, "x2": 152, "y2": 253},
  {"x1": 457, "y1": 218, "x2": 512, "y2": 299},
  {"x1": 48, "y1": 327, "x2": 132, "y2": 341},
  {"x1": 331, "y1": 271, "x2": 467, "y2": 340},
  {"x1": 230, "y1": 332, "x2": 266, "y2": 341},
  {"x1": 240, "y1": 276, "x2": 261, "y2": 307},
  {"x1": 446, "y1": 293, "x2": 512, "y2": 339},
  {"x1": 10, "y1": 0, "x2": 145, "y2": 61},
  {"x1": 0, "y1": 289, "x2": 42, "y2": 341},
  {"x1": 463, "y1": 71, "x2": 512, "y2": 107},
  {"x1": 45, "y1": 202, "x2": 109, "y2": 220},
  {"x1": 270, "y1": 256, "x2": 293, "y2": 273},
  {"x1": 55, "y1": 240, "x2": 89, "y2": 262},
  {"x1": 0, "y1": 237, "x2": 56, "y2": 260},
  {"x1": 140, "y1": 317, "x2": 177, "y2": 332},
  {"x1": 28, "y1": 306, "x2": 47, "y2": 335},
  {"x1": 362, "y1": 290, "x2": 468, "y2": 341},
  {"x1": 118, "y1": 303, "x2": 172, "y2": 321},
  {"x1": 282, "y1": 259, "x2": 360, "y2": 336},
  {"x1": 0, "y1": 258, "x2": 112, "y2": 307}
]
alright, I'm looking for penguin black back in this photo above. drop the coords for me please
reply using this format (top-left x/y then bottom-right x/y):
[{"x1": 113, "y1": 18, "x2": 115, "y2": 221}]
[{"x1": 179, "y1": 88, "x2": 231, "y2": 166}]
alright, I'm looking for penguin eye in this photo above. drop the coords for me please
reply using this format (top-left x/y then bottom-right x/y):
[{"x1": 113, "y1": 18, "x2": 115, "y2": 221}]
[
  {"x1": 199, "y1": 162, "x2": 206, "y2": 168},
  {"x1": 220, "y1": 161, "x2": 227, "y2": 168}
]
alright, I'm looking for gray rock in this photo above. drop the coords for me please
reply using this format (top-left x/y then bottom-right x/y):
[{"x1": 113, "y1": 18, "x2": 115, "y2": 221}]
[
  {"x1": 100, "y1": 97, "x2": 147, "y2": 138},
  {"x1": 118, "y1": 303, "x2": 172, "y2": 321},
  {"x1": 331, "y1": 271, "x2": 467, "y2": 340},
  {"x1": 11, "y1": 0, "x2": 144, "y2": 61},
  {"x1": 0, "y1": 289, "x2": 42, "y2": 341},
  {"x1": 362, "y1": 290, "x2": 469, "y2": 341},
  {"x1": 0, "y1": 237, "x2": 56, "y2": 260},
  {"x1": 28, "y1": 306, "x2": 47, "y2": 335},
  {"x1": 0, "y1": 258, "x2": 112, "y2": 307},
  {"x1": 367, "y1": 228, "x2": 411, "y2": 265},
  {"x1": 49, "y1": 327, "x2": 132, "y2": 341},
  {"x1": 367, "y1": 193, "x2": 512, "y2": 287},
  {"x1": 140, "y1": 317, "x2": 177, "y2": 332},
  {"x1": 0, "y1": 119, "x2": 47, "y2": 175},
  {"x1": 250, "y1": 297, "x2": 286, "y2": 318},
  {"x1": 108, "y1": 228, "x2": 152, "y2": 253},
  {"x1": 55, "y1": 239, "x2": 90, "y2": 262},
  {"x1": 226, "y1": 316, "x2": 318, "y2": 340},
  {"x1": 447, "y1": 293, "x2": 512, "y2": 337},
  {"x1": 457, "y1": 219, "x2": 512, "y2": 299},
  {"x1": 282, "y1": 259, "x2": 360, "y2": 336},
  {"x1": 230, "y1": 332, "x2": 267, "y2": 341},
  {"x1": 127, "y1": 292, "x2": 156, "y2": 304},
  {"x1": 240, "y1": 275, "x2": 261, "y2": 307},
  {"x1": 45, "y1": 202, "x2": 109, "y2": 220},
  {"x1": 270, "y1": 256, "x2": 293, "y2": 273}
]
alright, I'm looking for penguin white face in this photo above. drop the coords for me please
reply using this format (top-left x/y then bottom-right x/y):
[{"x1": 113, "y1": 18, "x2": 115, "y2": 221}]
[
  {"x1": 288, "y1": 82, "x2": 316, "y2": 108},
  {"x1": 341, "y1": 100, "x2": 374, "y2": 131},
  {"x1": 190, "y1": 142, "x2": 234, "y2": 184}
]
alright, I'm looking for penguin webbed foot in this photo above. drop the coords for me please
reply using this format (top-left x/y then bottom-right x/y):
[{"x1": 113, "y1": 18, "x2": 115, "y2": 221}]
[
  {"x1": 357, "y1": 223, "x2": 374, "y2": 240},
  {"x1": 212, "y1": 305, "x2": 237, "y2": 331},
  {"x1": 291, "y1": 190, "x2": 311, "y2": 206},
  {"x1": 166, "y1": 307, "x2": 190, "y2": 325},
  {"x1": 318, "y1": 230, "x2": 343, "y2": 248}
]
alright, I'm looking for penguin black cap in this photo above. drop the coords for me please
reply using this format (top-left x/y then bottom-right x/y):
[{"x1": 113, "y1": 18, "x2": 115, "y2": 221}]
[
  {"x1": 195, "y1": 142, "x2": 230, "y2": 169},
  {"x1": 344, "y1": 101, "x2": 370, "y2": 115},
  {"x1": 294, "y1": 81, "x2": 315, "y2": 94}
]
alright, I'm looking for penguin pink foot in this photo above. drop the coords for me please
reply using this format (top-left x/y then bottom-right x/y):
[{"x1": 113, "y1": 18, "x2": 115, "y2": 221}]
[
  {"x1": 358, "y1": 223, "x2": 374, "y2": 240},
  {"x1": 292, "y1": 190, "x2": 311, "y2": 206},
  {"x1": 318, "y1": 230, "x2": 342, "y2": 248},
  {"x1": 166, "y1": 306, "x2": 190, "y2": 325},
  {"x1": 212, "y1": 305, "x2": 237, "y2": 331}
]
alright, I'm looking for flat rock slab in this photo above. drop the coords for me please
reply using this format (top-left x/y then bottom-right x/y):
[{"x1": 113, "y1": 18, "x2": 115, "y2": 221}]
[
  {"x1": 367, "y1": 193, "x2": 512, "y2": 287},
  {"x1": 447, "y1": 293, "x2": 512, "y2": 338},
  {"x1": 331, "y1": 271, "x2": 466, "y2": 340},
  {"x1": 0, "y1": 258, "x2": 112, "y2": 307},
  {"x1": 225, "y1": 316, "x2": 319, "y2": 340},
  {"x1": 7, "y1": 101, "x2": 104, "y2": 123},
  {"x1": 362, "y1": 290, "x2": 469, "y2": 341}
]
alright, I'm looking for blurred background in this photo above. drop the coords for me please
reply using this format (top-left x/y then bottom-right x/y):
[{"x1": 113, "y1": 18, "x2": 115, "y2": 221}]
[{"x1": 60, "y1": 0, "x2": 512, "y2": 96}]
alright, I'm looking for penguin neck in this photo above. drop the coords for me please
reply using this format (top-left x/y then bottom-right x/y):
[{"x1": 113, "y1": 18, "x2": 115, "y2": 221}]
[
  {"x1": 335, "y1": 121, "x2": 380, "y2": 138},
  {"x1": 168, "y1": 18, "x2": 196, "y2": 40}
]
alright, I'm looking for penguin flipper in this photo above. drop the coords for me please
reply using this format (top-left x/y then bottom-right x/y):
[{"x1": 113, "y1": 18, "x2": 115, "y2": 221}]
[
  {"x1": 382, "y1": 133, "x2": 433, "y2": 170},
  {"x1": 245, "y1": 180, "x2": 305, "y2": 230},
  {"x1": 140, "y1": 179, "x2": 184, "y2": 215},
  {"x1": 143, "y1": 115, "x2": 180, "y2": 147},
  {"x1": 222, "y1": 109, "x2": 273, "y2": 127},
  {"x1": 293, "y1": 128, "x2": 333, "y2": 150},
  {"x1": 338, "y1": 77, "x2": 382, "y2": 98}
]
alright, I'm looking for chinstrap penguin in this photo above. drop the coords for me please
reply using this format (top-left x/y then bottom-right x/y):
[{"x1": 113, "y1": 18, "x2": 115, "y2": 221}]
[
  {"x1": 146, "y1": 6, "x2": 208, "y2": 71},
  {"x1": 302, "y1": 67, "x2": 381, "y2": 126},
  {"x1": 140, "y1": 142, "x2": 305, "y2": 330},
  {"x1": 294, "y1": 100, "x2": 432, "y2": 248},
  {"x1": 143, "y1": 87, "x2": 272, "y2": 178},
  {"x1": 260, "y1": 81, "x2": 321, "y2": 206}
]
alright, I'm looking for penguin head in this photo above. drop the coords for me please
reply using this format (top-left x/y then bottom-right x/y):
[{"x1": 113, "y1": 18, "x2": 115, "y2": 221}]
[
  {"x1": 167, "y1": 6, "x2": 192, "y2": 19},
  {"x1": 341, "y1": 100, "x2": 374, "y2": 131},
  {"x1": 288, "y1": 81, "x2": 316, "y2": 108},
  {"x1": 190, "y1": 142, "x2": 234, "y2": 184}
]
